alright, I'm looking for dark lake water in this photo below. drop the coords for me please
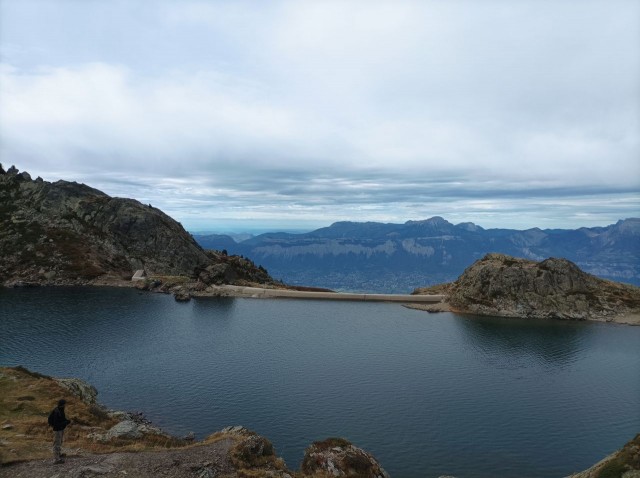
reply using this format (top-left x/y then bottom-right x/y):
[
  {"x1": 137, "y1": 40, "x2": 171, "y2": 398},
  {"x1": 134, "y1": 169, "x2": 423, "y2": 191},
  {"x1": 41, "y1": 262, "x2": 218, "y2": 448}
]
[{"x1": 1, "y1": 287, "x2": 639, "y2": 477}]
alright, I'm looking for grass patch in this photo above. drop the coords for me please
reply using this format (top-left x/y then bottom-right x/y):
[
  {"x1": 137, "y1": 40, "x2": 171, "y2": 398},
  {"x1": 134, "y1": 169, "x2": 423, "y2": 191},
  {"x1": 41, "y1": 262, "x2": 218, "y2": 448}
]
[
  {"x1": 311, "y1": 437, "x2": 352, "y2": 450},
  {"x1": 597, "y1": 460, "x2": 627, "y2": 478},
  {"x1": 595, "y1": 434, "x2": 640, "y2": 478},
  {"x1": 10, "y1": 366, "x2": 49, "y2": 379}
]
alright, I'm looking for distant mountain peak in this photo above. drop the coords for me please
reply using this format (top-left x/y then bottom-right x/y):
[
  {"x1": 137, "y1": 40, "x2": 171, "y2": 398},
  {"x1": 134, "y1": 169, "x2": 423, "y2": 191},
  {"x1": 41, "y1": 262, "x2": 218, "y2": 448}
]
[
  {"x1": 455, "y1": 222, "x2": 482, "y2": 232},
  {"x1": 405, "y1": 216, "x2": 452, "y2": 226}
]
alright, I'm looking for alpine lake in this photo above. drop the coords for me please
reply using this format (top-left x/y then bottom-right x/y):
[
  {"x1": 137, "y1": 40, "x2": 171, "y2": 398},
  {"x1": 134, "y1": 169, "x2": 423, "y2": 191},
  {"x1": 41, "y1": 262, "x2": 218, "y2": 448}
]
[{"x1": 1, "y1": 286, "x2": 639, "y2": 478}]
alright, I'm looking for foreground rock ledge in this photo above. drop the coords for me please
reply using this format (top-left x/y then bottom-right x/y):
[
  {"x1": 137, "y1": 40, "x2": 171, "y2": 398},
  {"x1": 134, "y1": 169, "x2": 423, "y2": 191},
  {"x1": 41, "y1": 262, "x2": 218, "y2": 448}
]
[
  {"x1": 0, "y1": 366, "x2": 389, "y2": 477},
  {"x1": 412, "y1": 253, "x2": 640, "y2": 325}
]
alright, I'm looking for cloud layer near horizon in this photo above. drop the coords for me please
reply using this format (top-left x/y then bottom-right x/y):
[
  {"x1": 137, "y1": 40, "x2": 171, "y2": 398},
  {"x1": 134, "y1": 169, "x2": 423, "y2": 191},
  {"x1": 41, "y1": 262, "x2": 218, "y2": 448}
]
[{"x1": 1, "y1": 0, "x2": 639, "y2": 231}]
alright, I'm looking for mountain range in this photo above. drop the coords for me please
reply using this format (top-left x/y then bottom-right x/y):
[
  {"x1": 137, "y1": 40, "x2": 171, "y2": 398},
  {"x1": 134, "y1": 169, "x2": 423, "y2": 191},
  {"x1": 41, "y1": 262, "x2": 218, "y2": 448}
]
[{"x1": 194, "y1": 216, "x2": 640, "y2": 293}]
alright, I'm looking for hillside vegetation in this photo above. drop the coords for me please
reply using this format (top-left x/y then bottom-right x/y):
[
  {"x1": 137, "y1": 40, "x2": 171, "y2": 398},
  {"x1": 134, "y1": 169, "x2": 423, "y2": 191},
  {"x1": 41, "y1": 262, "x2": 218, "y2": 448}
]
[{"x1": 0, "y1": 165, "x2": 276, "y2": 291}]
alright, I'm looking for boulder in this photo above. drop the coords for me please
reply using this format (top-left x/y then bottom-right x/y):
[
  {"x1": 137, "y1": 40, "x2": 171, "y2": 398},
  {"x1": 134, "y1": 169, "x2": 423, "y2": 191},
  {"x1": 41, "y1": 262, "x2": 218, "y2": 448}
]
[
  {"x1": 105, "y1": 420, "x2": 143, "y2": 440},
  {"x1": 198, "y1": 263, "x2": 237, "y2": 285},
  {"x1": 301, "y1": 438, "x2": 389, "y2": 478},
  {"x1": 174, "y1": 288, "x2": 192, "y2": 302},
  {"x1": 90, "y1": 417, "x2": 170, "y2": 442},
  {"x1": 55, "y1": 378, "x2": 98, "y2": 405}
]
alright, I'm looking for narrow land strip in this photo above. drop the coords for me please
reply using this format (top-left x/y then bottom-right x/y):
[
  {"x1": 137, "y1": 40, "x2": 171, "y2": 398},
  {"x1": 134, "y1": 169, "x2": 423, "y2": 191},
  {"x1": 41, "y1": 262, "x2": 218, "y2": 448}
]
[{"x1": 197, "y1": 285, "x2": 445, "y2": 303}]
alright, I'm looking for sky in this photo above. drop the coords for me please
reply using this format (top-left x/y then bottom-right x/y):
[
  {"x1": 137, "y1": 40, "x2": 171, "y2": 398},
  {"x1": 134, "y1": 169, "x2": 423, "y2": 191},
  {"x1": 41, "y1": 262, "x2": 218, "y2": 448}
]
[{"x1": 1, "y1": 0, "x2": 639, "y2": 233}]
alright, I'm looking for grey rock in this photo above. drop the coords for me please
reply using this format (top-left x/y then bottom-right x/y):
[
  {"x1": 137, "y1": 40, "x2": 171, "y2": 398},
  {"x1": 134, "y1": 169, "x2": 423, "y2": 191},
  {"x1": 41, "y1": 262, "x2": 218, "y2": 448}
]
[
  {"x1": 56, "y1": 378, "x2": 98, "y2": 405},
  {"x1": 75, "y1": 465, "x2": 113, "y2": 475},
  {"x1": 221, "y1": 425, "x2": 246, "y2": 434},
  {"x1": 174, "y1": 288, "x2": 192, "y2": 302},
  {"x1": 105, "y1": 420, "x2": 143, "y2": 440},
  {"x1": 301, "y1": 438, "x2": 389, "y2": 478}
]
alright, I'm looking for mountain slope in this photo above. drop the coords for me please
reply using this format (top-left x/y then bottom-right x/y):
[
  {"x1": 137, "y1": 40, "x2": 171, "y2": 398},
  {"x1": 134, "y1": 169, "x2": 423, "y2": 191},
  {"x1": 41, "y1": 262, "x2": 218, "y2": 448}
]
[
  {"x1": 194, "y1": 217, "x2": 640, "y2": 292},
  {"x1": 0, "y1": 165, "x2": 273, "y2": 287}
]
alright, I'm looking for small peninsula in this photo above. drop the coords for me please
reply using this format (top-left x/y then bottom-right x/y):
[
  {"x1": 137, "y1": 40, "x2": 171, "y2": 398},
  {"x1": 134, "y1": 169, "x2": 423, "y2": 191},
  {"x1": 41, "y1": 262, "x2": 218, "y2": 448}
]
[{"x1": 412, "y1": 253, "x2": 640, "y2": 325}]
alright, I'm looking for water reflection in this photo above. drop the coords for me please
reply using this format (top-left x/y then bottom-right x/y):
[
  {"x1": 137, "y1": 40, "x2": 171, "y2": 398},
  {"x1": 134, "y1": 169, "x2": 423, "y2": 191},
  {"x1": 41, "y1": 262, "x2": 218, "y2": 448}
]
[
  {"x1": 452, "y1": 314, "x2": 592, "y2": 369},
  {"x1": 192, "y1": 296, "x2": 236, "y2": 314}
]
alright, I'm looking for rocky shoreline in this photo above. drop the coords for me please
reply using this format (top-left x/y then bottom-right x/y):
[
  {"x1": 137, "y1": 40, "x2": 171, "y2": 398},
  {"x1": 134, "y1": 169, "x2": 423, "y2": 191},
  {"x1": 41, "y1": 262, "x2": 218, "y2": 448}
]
[
  {"x1": 2, "y1": 367, "x2": 637, "y2": 477},
  {"x1": 0, "y1": 366, "x2": 390, "y2": 477}
]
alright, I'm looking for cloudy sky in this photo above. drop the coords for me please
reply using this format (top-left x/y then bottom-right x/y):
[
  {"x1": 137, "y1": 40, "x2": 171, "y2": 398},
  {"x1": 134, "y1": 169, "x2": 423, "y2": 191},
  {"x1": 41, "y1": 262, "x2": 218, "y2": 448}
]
[{"x1": 1, "y1": 0, "x2": 638, "y2": 232}]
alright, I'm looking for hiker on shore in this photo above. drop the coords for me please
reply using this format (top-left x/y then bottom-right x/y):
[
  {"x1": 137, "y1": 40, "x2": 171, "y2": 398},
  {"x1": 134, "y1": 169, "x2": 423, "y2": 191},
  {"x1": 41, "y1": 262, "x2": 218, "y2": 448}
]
[{"x1": 48, "y1": 399, "x2": 71, "y2": 464}]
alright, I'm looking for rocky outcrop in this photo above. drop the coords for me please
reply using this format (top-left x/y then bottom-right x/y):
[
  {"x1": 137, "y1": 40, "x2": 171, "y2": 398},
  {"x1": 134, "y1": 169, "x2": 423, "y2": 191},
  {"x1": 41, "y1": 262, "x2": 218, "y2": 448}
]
[
  {"x1": 0, "y1": 165, "x2": 277, "y2": 288},
  {"x1": 88, "y1": 417, "x2": 171, "y2": 442},
  {"x1": 413, "y1": 253, "x2": 640, "y2": 323},
  {"x1": 54, "y1": 378, "x2": 98, "y2": 405},
  {"x1": 301, "y1": 437, "x2": 389, "y2": 477},
  {"x1": 566, "y1": 434, "x2": 640, "y2": 478}
]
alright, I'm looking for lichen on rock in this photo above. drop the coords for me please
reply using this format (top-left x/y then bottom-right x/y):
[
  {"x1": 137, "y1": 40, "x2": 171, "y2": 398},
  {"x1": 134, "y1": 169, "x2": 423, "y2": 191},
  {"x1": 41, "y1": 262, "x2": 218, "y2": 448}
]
[{"x1": 301, "y1": 437, "x2": 390, "y2": 477}]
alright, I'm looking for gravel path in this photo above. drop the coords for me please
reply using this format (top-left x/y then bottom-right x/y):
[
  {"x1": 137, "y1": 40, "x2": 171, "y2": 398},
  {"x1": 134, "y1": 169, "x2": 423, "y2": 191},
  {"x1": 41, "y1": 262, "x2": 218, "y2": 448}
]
[{"x1": 0, "y1": 438, "x2": 236, "y2": 478}]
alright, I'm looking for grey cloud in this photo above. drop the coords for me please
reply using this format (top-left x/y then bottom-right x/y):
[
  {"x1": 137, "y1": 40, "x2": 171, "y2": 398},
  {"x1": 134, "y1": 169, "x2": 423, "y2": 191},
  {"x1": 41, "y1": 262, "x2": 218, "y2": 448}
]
[{"x1": 1, "y1": 0, "x2": 638, "y2": 231}]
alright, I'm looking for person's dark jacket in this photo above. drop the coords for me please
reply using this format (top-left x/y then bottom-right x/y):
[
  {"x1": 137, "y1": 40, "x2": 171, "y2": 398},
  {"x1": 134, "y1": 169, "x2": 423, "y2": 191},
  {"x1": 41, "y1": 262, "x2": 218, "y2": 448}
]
[{"x1": 48, "y1": 407, "x2": 71, "y2": 431}]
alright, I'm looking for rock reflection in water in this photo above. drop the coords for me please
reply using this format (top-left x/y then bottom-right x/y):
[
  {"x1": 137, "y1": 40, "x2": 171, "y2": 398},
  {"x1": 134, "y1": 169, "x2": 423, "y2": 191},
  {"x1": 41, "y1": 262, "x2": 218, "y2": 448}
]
[{"x1": 452, "y1": 314, "x2": 592, "y2": 370}]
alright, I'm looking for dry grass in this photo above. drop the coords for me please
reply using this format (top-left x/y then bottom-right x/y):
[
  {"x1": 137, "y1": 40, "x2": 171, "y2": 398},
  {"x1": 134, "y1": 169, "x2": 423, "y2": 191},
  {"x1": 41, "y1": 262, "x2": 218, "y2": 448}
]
[{"x1": 595, "y1": 433, "x2": 640, "y2": 478}]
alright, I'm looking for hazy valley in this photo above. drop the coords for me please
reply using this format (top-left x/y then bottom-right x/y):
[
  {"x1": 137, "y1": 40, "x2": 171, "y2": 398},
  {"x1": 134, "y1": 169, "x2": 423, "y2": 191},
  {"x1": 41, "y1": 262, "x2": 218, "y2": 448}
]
[{"x1": 194, "y1": 217, "x2": 640, "y2": 293}]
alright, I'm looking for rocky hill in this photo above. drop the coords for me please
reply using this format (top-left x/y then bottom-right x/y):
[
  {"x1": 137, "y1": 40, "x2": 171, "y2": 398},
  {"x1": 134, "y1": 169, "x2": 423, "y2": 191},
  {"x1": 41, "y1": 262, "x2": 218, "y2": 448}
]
[
  {"x1": 194, "y1": 216, "x2": 640, "y2": 293},
  {"x1": 0, "y1": 165, "x2": 275, "y2": 289},
  {"x1": 413, "y1": 253, "x2": 640, "y2": 323}
]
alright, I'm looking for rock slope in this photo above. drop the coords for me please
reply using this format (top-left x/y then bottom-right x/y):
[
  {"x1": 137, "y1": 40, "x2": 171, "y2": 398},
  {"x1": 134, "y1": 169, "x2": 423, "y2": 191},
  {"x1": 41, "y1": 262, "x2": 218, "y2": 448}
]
[
  {"x1": 413, "y1": 253, "x2": 640, "y2": 323},
  {"x1": 0, "y1": 165, "x2": 274, "y2": 288}
]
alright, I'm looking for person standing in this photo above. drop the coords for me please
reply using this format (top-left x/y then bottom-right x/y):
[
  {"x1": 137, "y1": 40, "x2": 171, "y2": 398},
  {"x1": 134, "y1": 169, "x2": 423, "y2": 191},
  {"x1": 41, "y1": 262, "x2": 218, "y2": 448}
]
[{"x1": 48, "y1": 399, "x2": 71, "y2": 464}]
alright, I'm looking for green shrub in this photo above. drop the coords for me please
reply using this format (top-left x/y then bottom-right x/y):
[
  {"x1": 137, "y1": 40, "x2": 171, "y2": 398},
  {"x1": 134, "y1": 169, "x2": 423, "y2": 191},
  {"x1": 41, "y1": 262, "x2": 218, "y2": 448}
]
[{"x1": 597, "y1": 459, "x2": 626, "y2": 478}]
